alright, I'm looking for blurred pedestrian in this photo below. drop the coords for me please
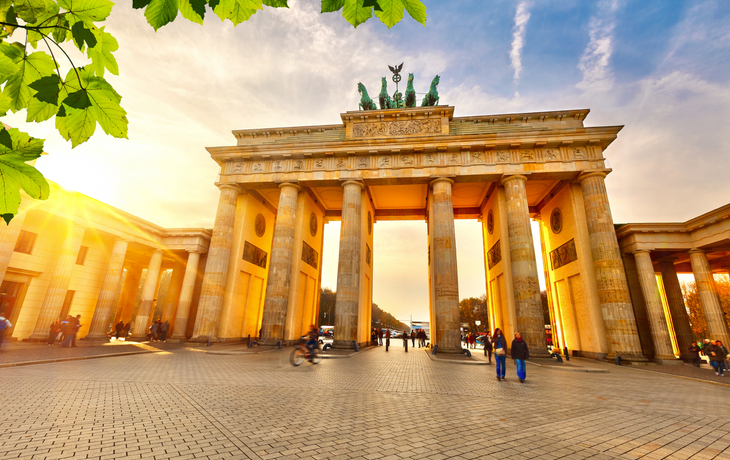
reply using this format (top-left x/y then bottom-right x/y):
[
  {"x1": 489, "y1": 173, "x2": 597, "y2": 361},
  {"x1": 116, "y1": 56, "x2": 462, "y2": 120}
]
[
  {"x1": 0, "y1": 310, "x2": 11, "y2": 350},
  {"x1": 468, "y1": 332, "x2": 475, "y2": 349},
  {"x1": 483, "y1": 331, "x2": 493, "y2": 363},
  {"x1": 122, "y1": 322, "x2": 131, "y2": 339},
  {"x1": 708, "y1": 340, "x2": 727, "y2": 377},
  {"x1": 402, "y1": 330, "x2": 408, "y2": 352},
  {"x1": 48, "y1": 318, "x2": 61, "y2": 346},
  {"x1": 114, "y1": 321, "x2": 124, "y2": 340},
  {"x1": 511, "y1": 332, "x2": 529, "y2": 383},
  {"x1": 493, "y1": 328, "x2": 507, "y2": 381},
  {"x1": 378, "y1": 328, "x2": 383, "y2": 346},
  {"x1": 160, "y1": 320, "x2": 170, "y2": 342},
  {"x1": 69, "y1": 315, "x2": 81, "y2": 347},
  {"x1": 148, "y1": 321, "x2": 159, "y2": 341},
  {"x1": 689, "y1": 341, "x2": 701, "y2": 367},
  {"x1": 411, "y1": 330, "x2": 416, "y2": 347}
]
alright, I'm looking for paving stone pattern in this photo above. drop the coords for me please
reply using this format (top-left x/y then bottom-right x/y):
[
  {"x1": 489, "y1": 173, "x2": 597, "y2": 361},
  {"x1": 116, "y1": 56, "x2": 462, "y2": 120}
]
[{"x1": 0, "y1": 346, "x2": 729, "y2": 459}]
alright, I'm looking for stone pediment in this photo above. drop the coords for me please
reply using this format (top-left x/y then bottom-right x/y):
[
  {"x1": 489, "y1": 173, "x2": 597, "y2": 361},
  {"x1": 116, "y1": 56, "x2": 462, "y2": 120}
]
[{"x1": 341, "y1": 106, "x2": 453, "y2": 140}]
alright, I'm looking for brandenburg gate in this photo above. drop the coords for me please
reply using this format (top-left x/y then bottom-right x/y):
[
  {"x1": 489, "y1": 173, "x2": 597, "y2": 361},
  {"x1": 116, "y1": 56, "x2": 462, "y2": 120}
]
[{"x1": 192, "y1": 103, "x2": 652, "y2": 362}]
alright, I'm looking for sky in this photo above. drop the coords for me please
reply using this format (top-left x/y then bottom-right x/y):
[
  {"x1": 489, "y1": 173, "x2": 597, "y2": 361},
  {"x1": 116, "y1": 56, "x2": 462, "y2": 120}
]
[{"x1": 5, "y1": 0, "x2": 730, "y2": 322}]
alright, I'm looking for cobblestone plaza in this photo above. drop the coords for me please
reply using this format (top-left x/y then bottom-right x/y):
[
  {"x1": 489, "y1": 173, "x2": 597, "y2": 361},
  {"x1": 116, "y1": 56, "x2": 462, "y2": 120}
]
[{"x1": 1, "y1": 346, "x2": 729, "y2": 460}]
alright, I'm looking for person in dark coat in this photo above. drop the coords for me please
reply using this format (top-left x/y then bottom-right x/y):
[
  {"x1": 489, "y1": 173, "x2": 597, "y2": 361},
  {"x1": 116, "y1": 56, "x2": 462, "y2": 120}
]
[
  {"x1": 493, "y1": 328, "x2": 507, "y2": 380},
  {"x1": 483, "y1": 332, "x2": 493, "y2": 363},
  {"x1": 688, "y1": 341, "x2": 701, "y2": 367},
  {"x1": 402, "y1": 330, "x2": 408, "y2": 352},
  {"x1": 511, "y1": 332, "x2": 529, "y2": 383},
  {"x1": 708, "y1": 340, "x2": 728, "y2": 376},
  {"x1": 411, "y1": 330, "x2": 416, "y2": 347},
  {"x1": 160, "y1": 320, "x2": 170, "y2": 342},
  {"x1": 122, "y1": 322, "x2": 131, "y2": 339},
  {"x1": 114, "y1": 321, "x2": 124, "y2": 340},
  {"x1": 48, "y1": 319, "x2": 61, "y2": 346},
  {"x1": 377, "y1": 328, "x2": 383, "y2": 346}
]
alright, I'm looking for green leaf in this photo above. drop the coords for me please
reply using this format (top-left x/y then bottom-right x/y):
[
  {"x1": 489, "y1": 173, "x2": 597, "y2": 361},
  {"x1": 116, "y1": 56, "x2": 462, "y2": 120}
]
[
  {"x1": 362, "y1": 0, "x2": 381, "y2": 11},
  {"x1": 14, "y1": 0, "x2": 54, "y2": 23},
  {"x1": 342, "y1": 0, "x2": 371, "y2": 28},
  {"x1": 3, "y1": 50, "x2": 56, "y2": 112},
  {"x1": 58, "y1": 0, "x2": 114, "y2": 25},
  {"x1": 143, "y1": 0, "x2": 179, "y2": 31},
  {"x1": 0, "y1": 128, "x2": 45, "y2": 160},
  {"x1": 402, "y1": 0, "x2": 425, "y2": 25},
  {"x1": 25, "y1": 1, "x2": 60, "y2": 47},
  {"x1": 178, "y1": 0, "x2": 205, "y2": 24},
  {"x1": 213, "y1": 0, "x2": 262, "y2": 25},
  {"x1": 132, "y1": 0, "x2": 151, "y2": 7},
  {"x1": 0, "y1": 146, "x2": 50, "y2": 220},
  {"x1": 262, "y1": 0, "x2": 288, "y2": 6},
  {"x1": 29, "y1": 74, "x2": 61, "y2": 103},
  {"x1": 373, "y1": 0, "x2": 402, "y2": 28},
  {"x1": 87, "y1": 26, "x2": 118, "y2": 76},
  {"x1": 0, "y1": 92, "x2": 11, "y2": 115},
  {"x1": 321, "y1": 0, "x2": 344, "y2": 13},
  {"x1": 71, "y1": 21, "x2": 97, "y2": 50},
  {"x1": 2, "y1": 6, "x2": 18, "y2": 36},
  {"x1": 0, "y1": 50, "x2": 19, "y2": 84},
  {"x1": 51, "y1": 15, "x2": 70, "y2": 43}
]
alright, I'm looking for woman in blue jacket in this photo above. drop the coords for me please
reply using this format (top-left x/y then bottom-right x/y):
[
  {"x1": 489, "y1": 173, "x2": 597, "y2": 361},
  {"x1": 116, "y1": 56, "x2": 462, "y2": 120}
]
[{"x1": 493, "y1": 328, "x2": 507, "y2": 381}]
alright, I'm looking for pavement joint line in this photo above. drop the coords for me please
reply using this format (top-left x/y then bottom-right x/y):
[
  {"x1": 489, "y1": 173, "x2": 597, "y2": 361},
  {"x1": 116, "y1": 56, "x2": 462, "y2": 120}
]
[
  {"x1": 0, "y1": 350, "x2": 155, "y2": 368},
  {"x1": 617, "y1": 363, "x2": 730, "y2": 389},
  {"x1": 423, "y1": 349, "x2": 488, "y2": 365},
  {"x1": 169, "y1": 383, "x2": 260, "y2": 460}
]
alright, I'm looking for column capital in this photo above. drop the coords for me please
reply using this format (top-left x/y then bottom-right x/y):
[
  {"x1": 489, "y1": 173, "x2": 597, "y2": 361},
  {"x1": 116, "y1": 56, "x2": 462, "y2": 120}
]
[
  {"x1": 430, "y1": 177, "x2": 454, "y2": 187},
  {"x1": 341, "y1": 180, "x2": 365, "y2": 190},
  {"x1": 152, "y1": 248, "x2": 164, "y2": 254},
  {"x1": 278, "y1": 182, "x2": 301, "y2": 192},
  {"x1": 632, "y1": 249, "x2": 652, "y2": 255},
  {"x1": 186, "y1": 249, "x2": 203, "y2": 255},
  {"x1": 656, "y1": 256, "x2": 677, "y2": 264},
  {"x1": 688, "y1": 249, "x2": 705, "y2": 255},
  {"x1": 217, "y1": 183, "x2": 241, "y2": 193},
  {"x1": 500, "y1": 174, "x2": 528, "y2": 186},
  {"x1": 577, "y1": 171, "x2": 608, "y2": 183}
]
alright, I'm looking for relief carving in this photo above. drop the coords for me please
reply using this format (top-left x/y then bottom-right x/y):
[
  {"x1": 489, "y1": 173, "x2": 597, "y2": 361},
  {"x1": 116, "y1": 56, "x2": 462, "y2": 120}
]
[
  {"x1": 572, "y1": 148, "x2": 585, "y2": 159},
  {"x1": 379, "y1": 156, "x2": 390, "y2": 168},
  {"x1": 293, "y1": 160, "x2": 303, "y2": 170},
  {"x1": 545, "y1": 149, "x2": 558, "y2": 160},
  {"x1": 357, "y1": 157, "x2": 368, "y2": 168},
  {"x1": 423, "y1": 153, "x2": 436, "y2": 165},
  {"x1": 253, "y1": 163, "x2": 263, "y2": 172},
  {"x1": 243, "y1": 241, "x2": 267, "y2": 268},
  {"x1": 472, "y1": 151, "x2": 484, "y2": 162},
  {"x1": 273, "y1": 161, "x2": 283, "y2": 171},
  {"x1": 314, "y1": 159, "x2": 324, "y2": 169},
  {"x1": 487, "y1": 240, "x2": 502, "y2": 269},
  {"x1": 352, "y1": 119, "x2": 441, "y2": 138},
  {"x1": 521, "y1": 150, "x2": 534, "y2": 160},
  {"x1": 496, "y1": 151, "x2": 509, "y2": 162},
  {"x1": 550, "y1": 239, "x2": 578, "y2": 270},
  {"x1": 449, "y1": 153, "x2": 459, "y2": 163},
  {"x1": 336, "y1": 158, "x2": 347, "y2": 169},
  {"x1": 232, "y1": 162, "x2": 244, "y2": 173},
  {"x1": 301, "y1": 241, "x2": 319, "y2": 269},
  {"x1": 401, "y1": 155, "x2": 414, "y2": 166}
]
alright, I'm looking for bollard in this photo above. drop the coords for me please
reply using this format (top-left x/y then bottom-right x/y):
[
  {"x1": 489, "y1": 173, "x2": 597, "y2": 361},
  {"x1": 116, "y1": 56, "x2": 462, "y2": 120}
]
[
  {"x1": 431, "y1": 344, "x2": 438, "y2": 355},
  {"x1": 247, "y1": 334, "x2": 250, "y2": 346},
  {"x1": 206, "y1": 339, "x2": 210, "y2": 347},
  {"x1": 404, "y1": 340, "x2": 408, "y2": 352},
  {"x1": 386, "y1": 338, "x2": 390, "y2": 352},
  {"x1": 353, "y1": 341, "x2": 359, "y2": 352},
  {"x1": 615, "y1": 356, "x2": 622, "y2": 366},
  {"x1": 564, "y1": 346, "x2": 570, "y2": 361}
]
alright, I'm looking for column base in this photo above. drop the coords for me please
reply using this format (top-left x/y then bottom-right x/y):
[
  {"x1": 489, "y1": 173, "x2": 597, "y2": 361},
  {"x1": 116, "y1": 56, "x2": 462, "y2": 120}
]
[
  {"x1": 189, "y1": 335, "x2": 219, "y2": 344},
  {"x1": 652, "y1": 357, "x2": 683, "y2": 365},
  {"x1": 81, "y1": 335, "x2": 111, "y2": 342},
  {"x1": 607, "y1": 352, "x2": 649, "y2": 363},
  {"x1": 164, "y1": 338, "x2": 186, "y2": 343},
  {"x1": 28, "y1": 333, "x2": 53, "y2": 342},
  {"x1": 529, "y1": 349, "x2": 552, "y2": 359},
  {"x1": 259, "y1": 339, "x2": 285, "y2": 347},
  {"x1": 331, "y1": 339, "x2": 355, "y2": 349},
  {"x1": 432, "y1": 344, "x2": 463, "y2": 354},
  {"x1": 127, "y1": 336, "x2": 151, "y2": 342}
]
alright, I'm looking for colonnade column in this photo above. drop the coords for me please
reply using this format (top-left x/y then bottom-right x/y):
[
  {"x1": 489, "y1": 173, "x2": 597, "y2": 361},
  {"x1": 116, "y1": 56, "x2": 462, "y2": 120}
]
[
  {"x1": 29, "y1": 225, "x2": 86, "y2": 340},
  {"x1": 578, "y1": 172, "x2": 646, "y2": 361},
  {"x1": 657, "y1": 259, "x2": 694, "y2": 361},
  {"x1": 114, "y1": 265, "x2": 142, "y2": 324},
  {"x1": 130, "y1": 249, "x2": 163, "y2": 339},
  {"x1": 0, "y1": 210, "x2": 28, "y2": 284},
  {"x1": 190, "y1": 184, "x2": 240, "y2": 342},
  {"x1": 260, "y1": 182, "x2": 301, "y2": 345},
  {"x1": 501, "y1": 175, "x2": 549, "y2": 357},
  {"x1": 689, "y1": 250, "x2": 730, "y2": 345},
  {"x1": 632, "y1": 251, "x2": 677, "y2": 362},
  {"x1": 170, "y1": 251, "x2": 201, "y2": 341},
  {"x1": 332, "y1": 180, "x2": 364, "y2": 349},
  {"x1": 85, "y1": 239, "x2": 129, "y2": 340}
]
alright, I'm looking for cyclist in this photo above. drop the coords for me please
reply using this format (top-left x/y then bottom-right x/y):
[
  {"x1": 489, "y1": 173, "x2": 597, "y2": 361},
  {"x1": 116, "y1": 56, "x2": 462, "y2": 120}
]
[{"x1": 305, "y1": 324, "x2": 319, "y2": 360}]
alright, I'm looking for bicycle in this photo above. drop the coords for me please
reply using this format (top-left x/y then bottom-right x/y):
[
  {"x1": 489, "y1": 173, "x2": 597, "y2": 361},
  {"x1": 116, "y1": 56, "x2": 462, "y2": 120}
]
[{"x1": 290, "y1": 337, "x2": 322, "y2": 366}]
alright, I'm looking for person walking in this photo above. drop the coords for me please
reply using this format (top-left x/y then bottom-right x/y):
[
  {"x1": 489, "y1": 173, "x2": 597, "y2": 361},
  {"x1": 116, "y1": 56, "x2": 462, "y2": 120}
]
[
  {"x1": 493, "y1": 328, "x2": 507, "y2": 381},
  {"x1": 402, "y1": 330, "x2": 408, "y2": 352},
  {"x1": 688, "y1": 341, "x2": 702, "y2": 367},
  {"x1": 378, "y1": 328, "x2": 383, "y2": 346},
  {"x1": 411, "y1": 330, "x2": 416, "y2": 348},
  {"x1": 69, "y1": 315, "x2": 81, "y2": 347},
  {"x1": 511, "y1": 332, "x2": 529, "y2": 383},
  {"x1": 0, "y1": 311, "x2": 11, "y2": 350},
  {"x1": 371, "y1": 328, "x2": 377, "y2": 346},
  {"x1": 48, "y1": 318, "x2": 61, "y2": 346},
  {"x1": 160, "y1": 320, "x2": 170, "y2": 342},
  {"x1": 148, "y1": 321, "x2": 159, "y2": 342},
  {"x1": 114, "y1": 321, "x2": 124, "y2": 339},
  {"x1": 709, "y1": 340, "x2": 728, "y2": 376},
  {"x1": 468, "y1": 332, "x2": 475, "y2": 349},
  {"x1": 483, "y1": 332, "x2": 493, "y2": 364},
  {"x1": 122, "y1": 322, "x2": 131, "y2": 339}
]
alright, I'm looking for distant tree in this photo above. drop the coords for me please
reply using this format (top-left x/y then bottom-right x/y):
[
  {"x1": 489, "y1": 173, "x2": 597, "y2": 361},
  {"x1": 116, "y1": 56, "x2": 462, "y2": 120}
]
[
  {"x1": 540, "y1": 290, "x2": 551, "y2": 325},
  {"x1": 318, "y1": 287, "x2": 336, "y2": 326},
  {"x1": 681, "y1": 274, "x2": 730, "y2": 339},
  {"x1": 459, "y1": 295, "x2": 489, "y2": 333},
  {"x1": 371, "y1": 302, "x2": 408, "y2": 332}
]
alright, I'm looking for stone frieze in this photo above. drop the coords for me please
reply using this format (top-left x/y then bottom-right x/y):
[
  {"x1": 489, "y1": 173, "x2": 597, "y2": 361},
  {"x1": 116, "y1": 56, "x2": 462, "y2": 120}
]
[{"x1": 352, "y1": 119, "x2": 442, "y2": 138}]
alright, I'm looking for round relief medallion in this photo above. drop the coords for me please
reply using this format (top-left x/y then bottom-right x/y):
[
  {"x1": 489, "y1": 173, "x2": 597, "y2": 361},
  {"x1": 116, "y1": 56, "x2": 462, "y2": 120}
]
[
  {"x1": 550, "y1": 208, "x2": 563, "y2": 234},
  {"x1": 309, "y1": 213, "x2": 318, "y2": 237},
  {"x1": 487, "y1": 210, "x2": 494, "y2": 235},
  {"x1": 368, "y1": 212, "x2": 372, "y2": 235},
  {"x1": 254, "y1": 214, "x2": 266, "y2": 237}
]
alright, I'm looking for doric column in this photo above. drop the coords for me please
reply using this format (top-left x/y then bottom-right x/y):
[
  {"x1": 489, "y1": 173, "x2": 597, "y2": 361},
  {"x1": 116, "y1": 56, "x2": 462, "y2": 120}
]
[
  {"x1": 428, "y1": 178, "x2": 462, "y2": 353},
  {"x1": 333, "y1": 180, "x2": 364, "y2": 349},
  {"x1": 190, "y1": 184, "x2": 240, "y2": 342},
  {"x1": 170, "y1": 251, "x2": 201, "y2": 340},
  {"x1": 501, "y1": 175, "x2": 549, "y2": 357},
  {"x1": 114, "y1": 265, "x2": 142, "y2": 324},
  {"x1": 29, "y1": 225, "x2": 86, "y2": 340},
  {"x1": 161, "y1": 259, "x2": 185, "y2": 322},
  {"x1": 578, "y1": 172, "x2": 646, "y2": 362},
  {"x1": 689, "y1": 250, "x2": 730, "y2": 345},
  {"x1": 260, "y1": 182, "x2": 301, "y2": 344},
  {"x1": 0, "y1": 210, "x2": 28, "y2": 284},
  {"x1": 657, "y1": 259, "x2": 694, "y2": 361},
  {"x1": 85, "y1": 239, "x2": 129, "y2": 340},
  {"x1": 130, "y1": 249, "x2": 163, "y2": 339},
  {"x1": 633, "y1": 251, "x2": 677, "y2": 362}
]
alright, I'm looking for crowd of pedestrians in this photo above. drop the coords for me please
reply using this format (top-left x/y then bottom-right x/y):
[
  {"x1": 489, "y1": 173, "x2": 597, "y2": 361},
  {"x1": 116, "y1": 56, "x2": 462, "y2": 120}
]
[
  {"x1": 46, "y1": 315, "x2": 82, "y2": 347},
  {"x1": 690, "y1": 339, "x2": 729, "y2": 376},
  {"x1": 147, "y1": 319, "x2": 170, "y2": 342}
]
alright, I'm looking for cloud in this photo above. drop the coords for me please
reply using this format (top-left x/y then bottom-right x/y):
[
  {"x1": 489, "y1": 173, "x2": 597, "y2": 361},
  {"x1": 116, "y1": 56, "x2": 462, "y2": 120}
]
[
  {"x1": 510, "y1": 1, "x2": 531, "y2": 84},
  {"x1": 577, "y1": 0, "x2": 621, "y2": 92}
]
